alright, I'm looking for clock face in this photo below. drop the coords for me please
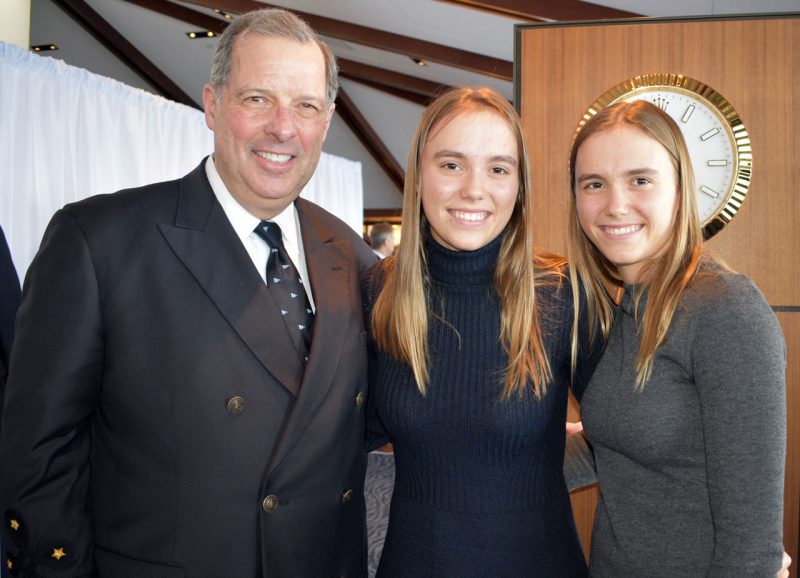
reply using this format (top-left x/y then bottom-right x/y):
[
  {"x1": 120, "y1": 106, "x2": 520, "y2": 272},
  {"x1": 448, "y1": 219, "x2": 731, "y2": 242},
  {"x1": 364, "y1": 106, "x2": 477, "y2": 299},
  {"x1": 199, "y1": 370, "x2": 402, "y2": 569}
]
[{"x1": 577, "y1": 74, "x2": 752, "y2": 239}]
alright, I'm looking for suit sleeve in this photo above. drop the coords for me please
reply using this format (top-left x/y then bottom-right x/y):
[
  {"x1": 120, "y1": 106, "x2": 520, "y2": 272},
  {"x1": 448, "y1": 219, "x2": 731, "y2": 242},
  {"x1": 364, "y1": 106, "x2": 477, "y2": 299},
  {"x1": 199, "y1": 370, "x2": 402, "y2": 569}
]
[
  {"x1": 0, "y1": 225, "x2": 21, "y2": 428},
  {"x1": 0, "y1": 208, "x2": 103, "y2": 577},
  {"x1": 691, "y1": 276, "x2": 786, "y2": 576}
]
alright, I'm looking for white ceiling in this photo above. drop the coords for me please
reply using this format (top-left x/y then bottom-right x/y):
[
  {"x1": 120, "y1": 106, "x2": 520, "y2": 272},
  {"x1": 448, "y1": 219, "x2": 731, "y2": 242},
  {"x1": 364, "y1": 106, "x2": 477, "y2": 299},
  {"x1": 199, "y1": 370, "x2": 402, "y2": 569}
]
[{"x1": 28, "y1": 0, "x2": 800, "y2": 209}]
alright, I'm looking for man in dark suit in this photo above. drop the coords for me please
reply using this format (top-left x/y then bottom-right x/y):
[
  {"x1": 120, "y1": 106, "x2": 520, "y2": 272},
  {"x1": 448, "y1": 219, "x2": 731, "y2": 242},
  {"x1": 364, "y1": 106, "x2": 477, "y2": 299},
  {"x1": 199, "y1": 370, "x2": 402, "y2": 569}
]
[
  {"x1": 0, "y1": 225, "x2": 20, "y2": 574},
  {"x1": 0, "y1": 8, "x2": 375, "y2": 577},
  {"x1": 0, "y1": 225, "x2": 20, "y2": 417}
]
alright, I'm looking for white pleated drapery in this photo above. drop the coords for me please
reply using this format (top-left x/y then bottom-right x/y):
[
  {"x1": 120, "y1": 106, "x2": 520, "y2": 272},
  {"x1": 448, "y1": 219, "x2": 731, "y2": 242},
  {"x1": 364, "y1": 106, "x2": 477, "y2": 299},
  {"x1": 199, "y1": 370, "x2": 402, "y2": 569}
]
[{"x1": 0, "y1": 42, "x2": 363, "y2": 280}]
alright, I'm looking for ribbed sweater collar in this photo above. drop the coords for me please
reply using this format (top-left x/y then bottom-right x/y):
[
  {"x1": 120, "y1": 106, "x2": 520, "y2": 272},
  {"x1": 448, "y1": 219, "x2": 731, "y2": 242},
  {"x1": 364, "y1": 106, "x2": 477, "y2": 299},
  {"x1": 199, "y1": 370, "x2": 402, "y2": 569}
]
[{"x1": 425, "y1": 231, "x2": 503, "y2": 287}]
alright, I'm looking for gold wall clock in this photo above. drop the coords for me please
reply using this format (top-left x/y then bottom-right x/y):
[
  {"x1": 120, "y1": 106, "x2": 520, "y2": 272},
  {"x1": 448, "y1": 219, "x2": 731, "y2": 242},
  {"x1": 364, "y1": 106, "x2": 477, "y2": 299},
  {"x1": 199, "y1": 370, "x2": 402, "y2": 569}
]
[{"x1": 576, "y1": 73, "x2": 752, "y2": 239}]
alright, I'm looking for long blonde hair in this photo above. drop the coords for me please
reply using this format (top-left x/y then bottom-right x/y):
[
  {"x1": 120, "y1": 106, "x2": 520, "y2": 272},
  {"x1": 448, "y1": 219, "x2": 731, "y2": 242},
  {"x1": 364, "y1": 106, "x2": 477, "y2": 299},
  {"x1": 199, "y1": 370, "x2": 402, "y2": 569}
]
[
  {"x1": 371, "y1": 86, "x2": 554, "y2": 398},
  {"x1": 568, "y1": 100, "x2": 704, "y2": 387}
]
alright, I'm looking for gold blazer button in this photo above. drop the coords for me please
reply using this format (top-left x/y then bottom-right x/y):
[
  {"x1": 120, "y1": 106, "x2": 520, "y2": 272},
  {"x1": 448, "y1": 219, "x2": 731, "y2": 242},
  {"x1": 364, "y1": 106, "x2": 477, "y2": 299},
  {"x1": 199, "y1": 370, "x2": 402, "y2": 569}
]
[
  {"x1": 226, "y1": 396, "x2": 245, "y2": 415},
  {"x1": 354, "y1": 392, "x2": 366, "y2": 408},
  {"x1": 262, "y1": 495, "x2": 279, "y2": 513}
]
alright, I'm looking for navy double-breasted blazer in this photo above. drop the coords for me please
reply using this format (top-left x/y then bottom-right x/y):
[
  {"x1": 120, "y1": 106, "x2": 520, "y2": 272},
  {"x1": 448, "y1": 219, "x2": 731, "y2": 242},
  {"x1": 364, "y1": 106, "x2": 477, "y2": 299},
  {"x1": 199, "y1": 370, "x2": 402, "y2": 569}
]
[
  {"x1": 0, "y1": 160, "x2": 376, "y2": 577},
  {"x1": 0, "y1": 225, "x2": 20, "y2": 425}
]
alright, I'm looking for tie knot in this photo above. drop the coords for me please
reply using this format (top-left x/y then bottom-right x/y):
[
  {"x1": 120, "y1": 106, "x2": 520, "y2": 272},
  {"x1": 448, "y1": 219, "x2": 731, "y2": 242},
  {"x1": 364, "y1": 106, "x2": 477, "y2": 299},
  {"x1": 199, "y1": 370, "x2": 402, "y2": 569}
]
[{"x1": 255, "y1": 221, "x2": 284, "y2": 249}]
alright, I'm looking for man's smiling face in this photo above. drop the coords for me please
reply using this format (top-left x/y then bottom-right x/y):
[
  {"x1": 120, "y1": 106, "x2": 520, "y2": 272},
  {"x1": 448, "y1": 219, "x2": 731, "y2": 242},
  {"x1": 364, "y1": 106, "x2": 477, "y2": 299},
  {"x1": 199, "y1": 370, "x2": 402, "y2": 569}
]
[{"x1": 203, "y1": 33, "x2": 334, "y2": 219}]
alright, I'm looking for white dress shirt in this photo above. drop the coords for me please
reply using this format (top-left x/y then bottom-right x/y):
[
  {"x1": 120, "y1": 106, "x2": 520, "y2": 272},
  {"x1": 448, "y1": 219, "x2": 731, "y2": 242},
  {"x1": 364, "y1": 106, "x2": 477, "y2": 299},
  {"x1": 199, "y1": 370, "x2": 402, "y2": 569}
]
[{"x1": 205, "y1": 157, "x2": 316, "y2": 311}]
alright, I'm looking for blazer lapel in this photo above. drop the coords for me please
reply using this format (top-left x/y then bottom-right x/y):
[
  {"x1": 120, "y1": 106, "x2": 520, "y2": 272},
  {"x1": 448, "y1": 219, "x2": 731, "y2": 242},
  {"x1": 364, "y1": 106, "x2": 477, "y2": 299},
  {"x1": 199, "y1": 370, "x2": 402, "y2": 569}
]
[
  {"x1": 157, "y1": 161, "x2": 304, "y2": 395},
  {"x1": 266, "y1": 199, "x2": 356, "y2": 474}
]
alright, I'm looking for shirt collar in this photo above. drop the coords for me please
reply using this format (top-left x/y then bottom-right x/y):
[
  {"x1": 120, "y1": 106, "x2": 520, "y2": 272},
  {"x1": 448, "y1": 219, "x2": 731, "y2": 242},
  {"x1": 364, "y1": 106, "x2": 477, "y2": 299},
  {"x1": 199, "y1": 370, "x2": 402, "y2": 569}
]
[{"x1": 205, "y1": 156, "x2": 300, "y2": 245}]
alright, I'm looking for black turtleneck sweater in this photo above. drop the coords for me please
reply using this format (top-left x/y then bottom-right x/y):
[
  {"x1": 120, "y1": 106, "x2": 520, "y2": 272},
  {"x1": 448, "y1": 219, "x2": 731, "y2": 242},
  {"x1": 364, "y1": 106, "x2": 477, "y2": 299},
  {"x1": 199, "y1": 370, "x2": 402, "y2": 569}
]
[{"x1": 362, "y1": 234, "x2": 587, "y2": 578}]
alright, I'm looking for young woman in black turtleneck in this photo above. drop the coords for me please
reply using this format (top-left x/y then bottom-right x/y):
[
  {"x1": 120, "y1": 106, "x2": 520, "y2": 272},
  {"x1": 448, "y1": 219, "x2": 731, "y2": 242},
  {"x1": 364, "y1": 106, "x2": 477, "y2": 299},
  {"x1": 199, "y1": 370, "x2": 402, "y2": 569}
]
[{"x1": 361, "y1": 86, "x2": 594, "y2": 578}]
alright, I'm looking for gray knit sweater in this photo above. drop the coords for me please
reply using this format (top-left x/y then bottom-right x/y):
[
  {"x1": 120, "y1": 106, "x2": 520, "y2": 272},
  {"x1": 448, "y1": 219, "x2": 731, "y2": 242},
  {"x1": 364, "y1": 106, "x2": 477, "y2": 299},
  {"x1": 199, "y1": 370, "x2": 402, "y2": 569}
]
[{"x1": 573, "y1": 264, "x2": 786, "y2": 577}]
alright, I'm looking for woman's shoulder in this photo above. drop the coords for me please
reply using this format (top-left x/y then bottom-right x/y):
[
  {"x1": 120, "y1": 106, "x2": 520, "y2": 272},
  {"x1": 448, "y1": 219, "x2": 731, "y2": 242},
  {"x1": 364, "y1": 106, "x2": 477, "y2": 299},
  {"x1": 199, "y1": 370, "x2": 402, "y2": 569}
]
[
  {"x1": 534, "y1": 251, "x2": 568, "y2": 275},
  {"x1": 360, "y1": 257, "x2": 393, "y2": 307},
  {"x1": 533, "y1": 251, "x2": 569, "y2": 297},
  {"x1": 681, "y1": 259, "x2": 782, "y2": 349},
  {"x1": 533, "y1": 254, "x2": 574, "y2": 336},
  {"x1": 684, "y1": 259, "x2": 768, "y2": 314}
]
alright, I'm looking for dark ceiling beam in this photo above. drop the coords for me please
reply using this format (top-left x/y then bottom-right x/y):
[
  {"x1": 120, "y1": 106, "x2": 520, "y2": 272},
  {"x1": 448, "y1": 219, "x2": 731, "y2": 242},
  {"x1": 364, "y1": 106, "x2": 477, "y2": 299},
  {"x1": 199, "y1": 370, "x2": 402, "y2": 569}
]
[
  {"x1": 180, "y1": 0, "x2": 513, "y2": 80},
  {"x1": 121, "y1": 0, "x2": 228, "y2": 33},
  {"x1": 437, "y1": 0, "x2": 640, "y2": 21},
  {"x1": 120, "y1": 1, "x2": 451, "y2": 106},
  {"x1": 52, "y1": 0, "x2": 199, "y2": 108},
  {"x1": 341, "y1": 77, "x2": 431, "y2": 107},
  {"x1": 335, "y1": 88, "x2": 405, "y2": 192},
  {"x1": 337, "y1": 59, "x2": 448, "y2": 104},
  {"x1": 120, "y1": 0, "x2": 406, "y2": 188}
]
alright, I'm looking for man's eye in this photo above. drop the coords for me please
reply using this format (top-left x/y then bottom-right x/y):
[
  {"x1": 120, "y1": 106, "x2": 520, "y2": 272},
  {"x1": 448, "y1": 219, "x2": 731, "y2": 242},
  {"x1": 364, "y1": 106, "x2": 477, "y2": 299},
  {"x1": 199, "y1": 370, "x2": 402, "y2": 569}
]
[{"x1": 297, "y1": 103, "x2": 321, "y2": 117}]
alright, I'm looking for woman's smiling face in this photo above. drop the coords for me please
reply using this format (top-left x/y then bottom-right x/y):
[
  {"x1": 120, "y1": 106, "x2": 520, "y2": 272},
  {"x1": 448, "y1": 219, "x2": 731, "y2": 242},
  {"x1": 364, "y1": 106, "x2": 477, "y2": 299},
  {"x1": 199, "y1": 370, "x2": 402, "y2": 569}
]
[
  {"x1": 420, "y1": 109, "x2": 519, "y2": 252},
  {"x1": 575, "y1": 125, "x2": 679, "y2": 284}
]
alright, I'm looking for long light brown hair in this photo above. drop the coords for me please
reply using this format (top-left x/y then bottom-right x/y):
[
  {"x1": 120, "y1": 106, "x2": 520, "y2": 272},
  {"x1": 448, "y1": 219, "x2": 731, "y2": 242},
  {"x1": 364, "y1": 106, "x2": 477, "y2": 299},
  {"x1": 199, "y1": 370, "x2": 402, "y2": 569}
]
[
  {"x1": 568, "y1": 100, "x2": 704, "y2": 387},
  {"x1": 371, "y1": 86, "x2": 557, "y2": 398}
]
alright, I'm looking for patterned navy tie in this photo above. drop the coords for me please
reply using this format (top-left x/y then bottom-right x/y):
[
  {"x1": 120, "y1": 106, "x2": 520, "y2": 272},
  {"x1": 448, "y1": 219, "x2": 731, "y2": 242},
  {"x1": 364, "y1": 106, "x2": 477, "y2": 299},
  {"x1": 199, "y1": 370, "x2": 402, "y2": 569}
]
[{"x1": 254, "y1": 221, "x2": 314, "y2": 362}]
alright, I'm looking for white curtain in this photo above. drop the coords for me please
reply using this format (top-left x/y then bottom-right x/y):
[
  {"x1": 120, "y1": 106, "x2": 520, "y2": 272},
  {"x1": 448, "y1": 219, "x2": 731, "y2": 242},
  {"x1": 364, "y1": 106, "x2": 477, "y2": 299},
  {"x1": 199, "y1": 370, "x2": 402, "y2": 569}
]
[
  {"x1": 301, "y1": 153, "x2": 363, "y2": 235},
  {"x1": 0, "y1": 41, "x2": 363, "y2": 280}
]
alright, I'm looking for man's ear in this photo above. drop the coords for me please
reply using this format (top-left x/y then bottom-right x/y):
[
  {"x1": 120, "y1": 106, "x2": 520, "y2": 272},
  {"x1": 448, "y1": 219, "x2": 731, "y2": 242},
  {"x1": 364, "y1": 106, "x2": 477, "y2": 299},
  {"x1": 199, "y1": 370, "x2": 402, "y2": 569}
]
[
  {"x1": 321, "y1": 103, "x2": 335, "y2": 140},
  {"x1": 202, "y1": 84, "x2": 217, "y2": 131}
]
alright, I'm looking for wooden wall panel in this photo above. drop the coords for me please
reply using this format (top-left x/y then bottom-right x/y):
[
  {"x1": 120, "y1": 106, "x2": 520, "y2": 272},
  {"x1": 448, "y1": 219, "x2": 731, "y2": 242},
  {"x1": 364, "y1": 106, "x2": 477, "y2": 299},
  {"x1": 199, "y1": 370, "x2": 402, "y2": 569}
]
[
  {"x1": 779, "y1": 313, "x2": 799, "y2": 572},
  {"x1": 518, "y1": 14, "x2": 800, "y2": 567},
  {"x1": 519, "y1": 17, "x2": 799, "y2": 305}
]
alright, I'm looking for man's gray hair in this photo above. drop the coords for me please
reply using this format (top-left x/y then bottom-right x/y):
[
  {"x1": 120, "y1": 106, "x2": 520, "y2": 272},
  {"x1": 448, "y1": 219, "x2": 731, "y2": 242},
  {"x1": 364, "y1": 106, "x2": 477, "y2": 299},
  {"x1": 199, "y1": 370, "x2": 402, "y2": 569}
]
[{"x1": 209, "y1": 8, "x2": 339, "y2": 106}]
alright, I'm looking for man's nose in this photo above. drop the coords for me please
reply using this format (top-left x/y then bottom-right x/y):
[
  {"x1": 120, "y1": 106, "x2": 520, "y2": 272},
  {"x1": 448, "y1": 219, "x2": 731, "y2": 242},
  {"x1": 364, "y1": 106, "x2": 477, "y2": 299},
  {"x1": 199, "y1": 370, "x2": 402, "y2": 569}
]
[{"x1": 267, "y1": 105, "x2": 297, "y2": 142}]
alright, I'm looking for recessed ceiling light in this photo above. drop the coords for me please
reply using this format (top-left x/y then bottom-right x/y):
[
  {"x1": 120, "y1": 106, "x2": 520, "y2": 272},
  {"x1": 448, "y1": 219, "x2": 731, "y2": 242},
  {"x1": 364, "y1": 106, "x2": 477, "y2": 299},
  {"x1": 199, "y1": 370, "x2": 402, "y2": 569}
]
[
  {"x1": 213, "y1": 8, "x2": 233, "y2": 20},
  {"x1": 31, "y1": 44, "x2": 58, "y2": 52},
  {"x1": 411, "y1": 57, "x2": 427, "y2": 66},
  {"x1": 187, "y1": 31, "x2": 216, "y2": 39}
]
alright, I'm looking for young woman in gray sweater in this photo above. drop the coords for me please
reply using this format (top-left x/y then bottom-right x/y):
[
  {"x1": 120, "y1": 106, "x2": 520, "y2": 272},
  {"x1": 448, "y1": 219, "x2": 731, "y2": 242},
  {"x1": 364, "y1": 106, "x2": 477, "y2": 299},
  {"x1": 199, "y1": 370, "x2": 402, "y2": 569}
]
[{"x1": 567, "y1": 100, "x2": 787, "y2": 576}]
